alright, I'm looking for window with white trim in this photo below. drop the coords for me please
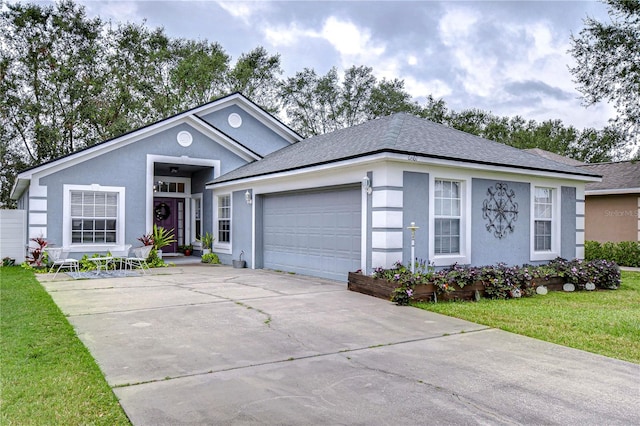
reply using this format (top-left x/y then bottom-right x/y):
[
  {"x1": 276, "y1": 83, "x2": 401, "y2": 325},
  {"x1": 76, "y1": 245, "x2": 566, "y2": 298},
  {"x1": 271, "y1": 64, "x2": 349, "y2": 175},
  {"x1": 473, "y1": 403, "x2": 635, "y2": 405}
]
[
  {"x1": 434, "y1": 179, "x2": 461, "y2": 254},
  {"x1": 217, "y1": 194, "x2": 231, "y2": 244},
  {"x1": 70, "y1": 190, "x2": 118, "y2": 244},
  {"x1": 534, "y1": 187, "x2": 553, "y2": 251},
  {"x1": 63, "y1": 185, "x2": 125, "y2": 250}
]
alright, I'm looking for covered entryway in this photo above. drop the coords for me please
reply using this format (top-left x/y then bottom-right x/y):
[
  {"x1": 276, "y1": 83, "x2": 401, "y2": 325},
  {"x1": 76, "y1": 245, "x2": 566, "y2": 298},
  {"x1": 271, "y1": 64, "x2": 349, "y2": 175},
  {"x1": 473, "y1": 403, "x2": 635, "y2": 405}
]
[{"x1": 262, "y1": 186, "x2": 361, "y2": 281}]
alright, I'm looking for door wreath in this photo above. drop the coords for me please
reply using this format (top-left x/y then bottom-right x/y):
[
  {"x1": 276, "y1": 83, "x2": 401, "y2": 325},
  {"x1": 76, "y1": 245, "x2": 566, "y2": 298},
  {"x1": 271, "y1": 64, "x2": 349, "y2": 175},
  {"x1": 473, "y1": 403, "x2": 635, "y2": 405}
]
[{"x1": 154, "y1": 202, "x2": 171, "y2": 220}]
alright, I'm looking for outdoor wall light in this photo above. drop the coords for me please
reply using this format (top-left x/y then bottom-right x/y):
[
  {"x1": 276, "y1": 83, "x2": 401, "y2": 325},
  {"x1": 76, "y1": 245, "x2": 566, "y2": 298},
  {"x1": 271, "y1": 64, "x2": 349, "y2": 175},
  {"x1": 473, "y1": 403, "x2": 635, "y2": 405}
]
[
  {"x1": 170, "y1": 166, "x2": 179, "y2": 174},
  {"x1": 407, "y1": 222, "x2": 420, "y2": 273},
  {"x1": 245, "y1": 190, "x2": 252, "y2": 205},
  {"x1": 362, "y1": 176, "x2": 372, "y2": 195}
]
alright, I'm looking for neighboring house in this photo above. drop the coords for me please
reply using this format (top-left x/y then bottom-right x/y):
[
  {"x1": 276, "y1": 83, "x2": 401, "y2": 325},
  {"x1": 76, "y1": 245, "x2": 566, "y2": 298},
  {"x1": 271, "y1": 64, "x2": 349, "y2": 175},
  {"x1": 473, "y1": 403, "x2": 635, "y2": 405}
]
[
  {"x1": 579, "y1": 161, "x2": 640, "y2": 243},
  {"x1": 526, "y1": 149, "x2": 639, "y2": 243},
  {"x1": 12, "y1": 94, "x2": 600, "y2": 281}
]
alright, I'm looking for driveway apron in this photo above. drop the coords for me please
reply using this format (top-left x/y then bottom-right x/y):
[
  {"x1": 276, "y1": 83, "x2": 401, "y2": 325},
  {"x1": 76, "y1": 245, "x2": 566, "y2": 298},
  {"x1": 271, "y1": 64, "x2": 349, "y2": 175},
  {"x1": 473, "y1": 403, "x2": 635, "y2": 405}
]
[{"x1": 40, "y1": 265, "x2": 640, "y2": 425}]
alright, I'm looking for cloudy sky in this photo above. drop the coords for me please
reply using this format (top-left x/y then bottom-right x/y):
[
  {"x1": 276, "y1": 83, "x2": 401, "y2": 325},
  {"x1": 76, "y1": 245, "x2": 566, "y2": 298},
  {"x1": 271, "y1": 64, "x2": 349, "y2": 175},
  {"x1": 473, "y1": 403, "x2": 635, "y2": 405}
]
[{"x1": 35, "y1": 0, "x2": 616, "y2": 130}]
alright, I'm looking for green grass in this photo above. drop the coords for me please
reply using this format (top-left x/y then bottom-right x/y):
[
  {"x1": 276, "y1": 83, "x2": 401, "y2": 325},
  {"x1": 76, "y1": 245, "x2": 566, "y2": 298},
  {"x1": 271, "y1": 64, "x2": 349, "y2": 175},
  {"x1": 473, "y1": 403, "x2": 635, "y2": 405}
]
[
  {"x1": 0, "y1": 266, "x2": 130, "y2": 425},
  {"x1": 414, "y1": 271, "x2": 640, "y2": 364}
]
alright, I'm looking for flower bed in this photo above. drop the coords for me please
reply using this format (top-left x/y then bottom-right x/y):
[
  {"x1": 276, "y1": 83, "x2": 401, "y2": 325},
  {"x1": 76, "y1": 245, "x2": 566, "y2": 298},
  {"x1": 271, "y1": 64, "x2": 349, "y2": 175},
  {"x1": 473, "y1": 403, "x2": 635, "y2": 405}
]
[{"x1": 349, "y1": 258, "x2": 620, "y2": 305}]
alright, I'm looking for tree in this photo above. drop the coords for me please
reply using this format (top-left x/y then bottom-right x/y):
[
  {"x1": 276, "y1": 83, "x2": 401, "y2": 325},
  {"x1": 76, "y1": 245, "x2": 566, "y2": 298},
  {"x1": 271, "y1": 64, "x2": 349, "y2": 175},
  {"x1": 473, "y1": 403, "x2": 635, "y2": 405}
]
[
  {"x1": 280, "y1": 65, "x2": 417, "y2": 136},
  {"x1": 367, "y1": 78, "x2": 419, "y2": 119},
  {"x1": 279, "y1": 67, "x2": 341, "y2": 136},
  {"x1": 170, "y1": 39, "x2": 230, "y2": 109},
  {"x1": 0, "y1": 1, "x2": 286, "y2": 207},
  {"x1": 570, "y1": 0, "x2": 640, "y2": 155},
  {"x1": 227, "y1": 47, "x2": 283, "y2": 113},
  {"x1": 0, "y1": 0, "x2": 104, "y2": 163}
]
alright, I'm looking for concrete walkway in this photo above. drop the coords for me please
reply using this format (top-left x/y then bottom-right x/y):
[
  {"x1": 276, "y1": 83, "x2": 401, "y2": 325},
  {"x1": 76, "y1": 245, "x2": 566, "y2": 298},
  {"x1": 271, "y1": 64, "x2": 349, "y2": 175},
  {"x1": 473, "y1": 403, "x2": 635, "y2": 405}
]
[{"x1": 40, "y1": 265, "x2": 639, "y2": 425}]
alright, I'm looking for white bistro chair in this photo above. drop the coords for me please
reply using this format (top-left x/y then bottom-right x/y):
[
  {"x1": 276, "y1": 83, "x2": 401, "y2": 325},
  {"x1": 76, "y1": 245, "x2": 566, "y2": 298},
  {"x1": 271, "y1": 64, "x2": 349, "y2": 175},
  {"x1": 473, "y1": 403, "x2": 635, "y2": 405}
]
[
  {"x1": 110, "y1": 244, "x2": 132, "y2": 271},
  {"x1": 46, "y1": 248, "x2": 80, "y2": 279},
  {"x1": 125, "y1": 245, "x2": 153, "y2": 275}
]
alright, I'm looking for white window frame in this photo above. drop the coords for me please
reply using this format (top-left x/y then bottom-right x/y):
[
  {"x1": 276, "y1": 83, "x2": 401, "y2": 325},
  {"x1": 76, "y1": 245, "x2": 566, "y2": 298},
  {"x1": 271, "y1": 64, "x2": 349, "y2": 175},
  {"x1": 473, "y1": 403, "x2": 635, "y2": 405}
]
[
  {"x1": 62, "y1": 184, "x2": 126, "y2": 253},
  {"x1": 214, "y1": 193, "x2": 231, "y2": 254},
  {"x1": 191, "y1": 193, "x2": 203, "y2": 248},
  {"x1": 530, "y1": 184, "x2": 561, "y2": 261},
  {"x1": 429, "y1": 176, "x2": 471, "y2": 266}
]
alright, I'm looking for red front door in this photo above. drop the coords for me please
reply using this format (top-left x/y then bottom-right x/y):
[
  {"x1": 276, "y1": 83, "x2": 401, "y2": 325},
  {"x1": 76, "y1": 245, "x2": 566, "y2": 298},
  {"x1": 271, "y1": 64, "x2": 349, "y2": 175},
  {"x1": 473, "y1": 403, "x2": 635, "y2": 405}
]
[{"x1": 153, "y1": 198, "x2": 180, "y2": 253}]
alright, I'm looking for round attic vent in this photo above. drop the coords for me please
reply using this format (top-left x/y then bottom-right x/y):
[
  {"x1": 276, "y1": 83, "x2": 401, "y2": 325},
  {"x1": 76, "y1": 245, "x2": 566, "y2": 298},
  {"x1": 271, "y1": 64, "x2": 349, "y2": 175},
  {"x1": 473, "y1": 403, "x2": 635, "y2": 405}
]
[
  {"x1": 177, "y1": 131, "x2": 193, "y2": 147},
  {"x1": 228, "y1": 112, "x2": 242, "y2": 128}
]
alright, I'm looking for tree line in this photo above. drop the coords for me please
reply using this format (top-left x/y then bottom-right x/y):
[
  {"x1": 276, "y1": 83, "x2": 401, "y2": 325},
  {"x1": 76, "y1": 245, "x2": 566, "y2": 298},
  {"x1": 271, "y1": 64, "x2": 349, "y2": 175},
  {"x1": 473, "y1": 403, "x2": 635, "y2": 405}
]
[{"x1": 1, "y1": 0, "x2": 637, "y2": 207}]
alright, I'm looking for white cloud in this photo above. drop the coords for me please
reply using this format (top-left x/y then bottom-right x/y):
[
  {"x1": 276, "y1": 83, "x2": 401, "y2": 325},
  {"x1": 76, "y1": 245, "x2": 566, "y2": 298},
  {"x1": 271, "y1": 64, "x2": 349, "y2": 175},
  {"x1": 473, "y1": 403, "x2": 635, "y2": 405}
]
[
  {"x1": 320, "y1": 16, "x2": 384, "y2": 58},
  {"x1": 264, "y1": 22, "x2": 315, "y2": 47},
  {"x1": 438, "y1": 7, "x2": 497, "y2": 97},
  {"x1": 81, "y1": 0, "x2": 141, "y2": 23},
  {"x1": 216, "y1": 1, "x2": 267, "y2": 25},
  {"x1": 405, "y1": 76, "x2": 452, "y2": 99}
]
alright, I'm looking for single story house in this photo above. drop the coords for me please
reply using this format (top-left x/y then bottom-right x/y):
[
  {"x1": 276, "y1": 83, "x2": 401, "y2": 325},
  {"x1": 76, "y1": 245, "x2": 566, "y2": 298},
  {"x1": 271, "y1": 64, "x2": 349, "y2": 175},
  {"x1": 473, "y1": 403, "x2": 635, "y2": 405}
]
[{"x1": 12, "y1": 93, "x2": 600, "y2": 281}]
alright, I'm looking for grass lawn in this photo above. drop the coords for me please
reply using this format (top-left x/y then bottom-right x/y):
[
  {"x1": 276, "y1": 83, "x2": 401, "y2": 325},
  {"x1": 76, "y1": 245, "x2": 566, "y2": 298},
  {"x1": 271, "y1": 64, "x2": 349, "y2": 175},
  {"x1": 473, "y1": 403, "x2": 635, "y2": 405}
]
[
  {"x1": 0, "y1": 266, "x2": 130, "y2": 425},
  {"x1": 414, "y1": 270, "x2": 640, "y2": 364}
]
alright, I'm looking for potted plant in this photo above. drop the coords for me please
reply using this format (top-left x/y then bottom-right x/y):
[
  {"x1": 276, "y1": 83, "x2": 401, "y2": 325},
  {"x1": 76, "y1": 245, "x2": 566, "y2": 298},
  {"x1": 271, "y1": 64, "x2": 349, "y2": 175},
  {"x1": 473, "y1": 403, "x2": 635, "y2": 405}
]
[
  {"x1": 138, "y1": 232, "x2": 154, "y2": 247},
  {"x1": 182, "y1": 244, "x2": 193, "y2": 256},
  {"x1": 152, "y1": 224, "x2": 176, "y2": 259},
  {"x1": 197, "y1": 232, "x2": 214, "y2": 255}
]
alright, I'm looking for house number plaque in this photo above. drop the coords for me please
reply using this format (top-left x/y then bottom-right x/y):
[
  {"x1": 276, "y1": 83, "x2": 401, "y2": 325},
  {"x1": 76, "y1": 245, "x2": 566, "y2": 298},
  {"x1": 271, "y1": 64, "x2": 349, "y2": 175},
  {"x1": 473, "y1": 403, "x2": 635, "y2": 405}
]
[{"x1": 482, "y1": 182, "x2": 518, "y2": 239}]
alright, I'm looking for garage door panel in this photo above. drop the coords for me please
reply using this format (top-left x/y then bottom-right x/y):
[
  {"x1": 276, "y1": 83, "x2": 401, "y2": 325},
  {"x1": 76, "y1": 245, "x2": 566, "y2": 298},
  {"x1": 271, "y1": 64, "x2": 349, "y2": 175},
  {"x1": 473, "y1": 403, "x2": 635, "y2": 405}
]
[{"x1": 263, "y1": 187, "x2": 361, "y2": 281}]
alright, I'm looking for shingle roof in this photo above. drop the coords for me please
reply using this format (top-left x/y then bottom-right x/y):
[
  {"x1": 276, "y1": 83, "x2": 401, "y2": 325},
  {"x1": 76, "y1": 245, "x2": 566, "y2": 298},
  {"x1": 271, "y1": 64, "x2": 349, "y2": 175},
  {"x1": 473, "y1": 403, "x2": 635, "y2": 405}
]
[
  {"x1": 211, "y1": 113, "x2": 599, "y2": 184},
  {"x1": 524, "y1": 148, "x2": 586, "y2": 166},
  {"x1": 579, "y1": 161, "x2": 640, "y2": 192}
]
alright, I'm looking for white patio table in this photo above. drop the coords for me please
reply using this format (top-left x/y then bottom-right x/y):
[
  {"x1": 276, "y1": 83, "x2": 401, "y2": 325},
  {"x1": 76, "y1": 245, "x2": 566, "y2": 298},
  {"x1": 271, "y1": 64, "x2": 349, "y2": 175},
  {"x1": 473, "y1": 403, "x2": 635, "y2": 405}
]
[{"x1": 88, "y1": 256, "x2": 114, "y2": 275}]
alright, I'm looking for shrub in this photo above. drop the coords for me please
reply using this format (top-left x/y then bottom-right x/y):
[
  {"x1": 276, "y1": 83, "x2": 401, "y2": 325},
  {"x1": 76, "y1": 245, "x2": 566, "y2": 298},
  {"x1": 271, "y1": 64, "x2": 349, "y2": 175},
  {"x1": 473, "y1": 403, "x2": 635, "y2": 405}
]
[
  {"x1": 375, "y1": 257, "x2": 620, "y2": 305},
  {"x1": 201, "y1": 253, "x2": 220, "y2": 264},
  {"x1": 547, "y1": 257, "x2": 620, "y2": 289},
  {"x1": 585, "y1": 240, "x2": 640, "y2": 267}
]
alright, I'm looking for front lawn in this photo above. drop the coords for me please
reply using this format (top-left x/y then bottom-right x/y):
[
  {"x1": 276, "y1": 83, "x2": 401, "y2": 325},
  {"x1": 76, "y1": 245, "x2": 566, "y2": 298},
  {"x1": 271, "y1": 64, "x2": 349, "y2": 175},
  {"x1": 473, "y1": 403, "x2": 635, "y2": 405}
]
[
  {"x1": 0, "y1": 266, "x2": 130, "y2": 425},
  {"x1": 414, "y1": 271, "x2": 640, "y2": 364}
]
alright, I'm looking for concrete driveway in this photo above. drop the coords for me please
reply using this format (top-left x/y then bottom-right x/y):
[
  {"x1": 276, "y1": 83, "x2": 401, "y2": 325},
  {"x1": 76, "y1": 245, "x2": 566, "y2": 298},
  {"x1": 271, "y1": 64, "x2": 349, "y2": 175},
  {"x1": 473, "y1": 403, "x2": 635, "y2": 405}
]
[{"x1": 40, "y1": 265, "x2": 639, "y2": 425}]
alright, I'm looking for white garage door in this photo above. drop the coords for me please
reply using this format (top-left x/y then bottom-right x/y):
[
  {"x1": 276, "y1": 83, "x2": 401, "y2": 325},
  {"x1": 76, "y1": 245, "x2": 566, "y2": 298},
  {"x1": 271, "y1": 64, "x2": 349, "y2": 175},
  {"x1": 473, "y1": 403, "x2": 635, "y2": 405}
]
[{"x1": 262, "y1": 186, "x2": 361, "y2": 281}]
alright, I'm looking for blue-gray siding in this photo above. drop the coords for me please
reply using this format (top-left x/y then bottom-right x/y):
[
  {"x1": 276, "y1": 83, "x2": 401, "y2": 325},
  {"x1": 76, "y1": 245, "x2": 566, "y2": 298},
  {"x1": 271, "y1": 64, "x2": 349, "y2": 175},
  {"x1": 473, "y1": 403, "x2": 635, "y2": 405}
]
[
  {"x1": 561, "y1": 186, "x2": 577, "y2": 259},
  {"x1": 199, "y1": 105, "x2": 291, "y2": 157},
  {"x1": 471, "y1": 179, "x2": 531, "y2": 265},
  {"x1": 402, "y1": 171, "x2": 430, "y2": 266},
  {"x1": 40, "y1": 123, "x2": 246, "y2": 250}
]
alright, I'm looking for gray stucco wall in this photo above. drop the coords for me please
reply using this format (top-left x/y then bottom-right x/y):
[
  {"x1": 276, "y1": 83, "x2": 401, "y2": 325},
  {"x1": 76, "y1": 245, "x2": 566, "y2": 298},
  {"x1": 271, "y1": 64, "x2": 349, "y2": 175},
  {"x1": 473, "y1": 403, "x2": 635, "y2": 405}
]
[
  {"x1": 402, "y1": 171, "x2": 429, "y2": 266},
  {"x1": 365, "y1": 171, "x2": 373, "y2": 273},
  {"x1": 561, "y1": 186, "x2": 577, "y2": 259},
  {"x1": 40, "y1": 123, "x2": 248, "y2": 251},
  {"x1": 471, "y1": 179, "x2": 530, "y2": 266},
  {"x1": 254, "y1": 194, "x2": 264, "y2": 269},
  {"x1": 230, "y1": 189, "x2": 253, "y2": 266},
  {"x1": 199, "y1": 105, "x2": 291, "y2": 157},
  {"x1": 192, "y1": 168, "x2": 215, "y2": 238}
]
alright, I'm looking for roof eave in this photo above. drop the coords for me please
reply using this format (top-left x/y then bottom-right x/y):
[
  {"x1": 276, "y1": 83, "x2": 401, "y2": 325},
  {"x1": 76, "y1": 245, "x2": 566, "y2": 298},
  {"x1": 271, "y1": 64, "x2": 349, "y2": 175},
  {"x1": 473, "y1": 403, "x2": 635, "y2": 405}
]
[
  {"x1": 207, "y1": 149, "x2": 603, "y2": 188},
  {"x1": 10, "y1": 177, "x2": 30, "y2": 200},
  {"x1": 585, "y1": 188, "x2": 640, "y2": 196}
]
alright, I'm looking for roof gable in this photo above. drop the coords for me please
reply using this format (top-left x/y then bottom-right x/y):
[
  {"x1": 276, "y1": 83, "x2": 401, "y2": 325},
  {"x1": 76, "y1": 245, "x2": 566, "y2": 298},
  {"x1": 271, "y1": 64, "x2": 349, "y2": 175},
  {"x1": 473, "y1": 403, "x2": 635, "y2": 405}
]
[{"x1": 11, "y1": 93, "x2": 300, "y2": 199}]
